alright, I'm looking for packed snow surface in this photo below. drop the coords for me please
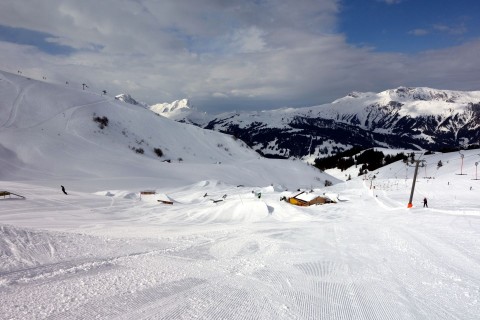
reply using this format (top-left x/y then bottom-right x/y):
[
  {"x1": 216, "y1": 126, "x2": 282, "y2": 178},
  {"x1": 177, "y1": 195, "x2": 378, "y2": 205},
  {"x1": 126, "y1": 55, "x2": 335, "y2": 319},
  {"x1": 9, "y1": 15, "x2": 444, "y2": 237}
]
[
  {"x1": 2, "y1": 151, "x2": 480, "y2": 319},
  {"x1": 1, "y1": 71, "x2": 480, "y2": 319}
]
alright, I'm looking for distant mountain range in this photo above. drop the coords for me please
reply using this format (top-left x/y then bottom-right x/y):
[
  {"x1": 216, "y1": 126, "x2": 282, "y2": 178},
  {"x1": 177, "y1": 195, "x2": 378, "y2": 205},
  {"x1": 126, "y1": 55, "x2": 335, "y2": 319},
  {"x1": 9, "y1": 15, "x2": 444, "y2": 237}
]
[{"x1": 148, "y1": 87, "x2": 480, "y2": 161}]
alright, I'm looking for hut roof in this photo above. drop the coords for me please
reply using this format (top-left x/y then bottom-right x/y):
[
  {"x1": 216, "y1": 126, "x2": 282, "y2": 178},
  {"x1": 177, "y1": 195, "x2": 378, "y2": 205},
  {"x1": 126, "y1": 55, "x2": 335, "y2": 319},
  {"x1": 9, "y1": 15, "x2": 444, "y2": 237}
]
[{"x1": 295, "y1": 192, "x2": 323, "y2": 202}]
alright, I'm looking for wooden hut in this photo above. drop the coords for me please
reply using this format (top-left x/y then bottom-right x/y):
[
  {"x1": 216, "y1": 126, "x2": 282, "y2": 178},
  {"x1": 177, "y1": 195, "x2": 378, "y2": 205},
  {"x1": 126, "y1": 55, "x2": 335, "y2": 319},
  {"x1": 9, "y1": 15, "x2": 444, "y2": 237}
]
[{"x1": 287, "y1": 191, "x2": 332, "y2": 207}]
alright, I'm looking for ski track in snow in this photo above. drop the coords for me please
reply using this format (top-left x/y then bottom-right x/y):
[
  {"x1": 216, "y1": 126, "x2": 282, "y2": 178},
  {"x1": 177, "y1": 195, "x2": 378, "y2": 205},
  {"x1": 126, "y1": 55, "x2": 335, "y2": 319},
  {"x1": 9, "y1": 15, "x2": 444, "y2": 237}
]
[
  {"x1": 1, "y1": 82, "x2": 35, "y2": 128},
  {"x1": 19, "y1": 98, "x2": 109, "y2": 132}
]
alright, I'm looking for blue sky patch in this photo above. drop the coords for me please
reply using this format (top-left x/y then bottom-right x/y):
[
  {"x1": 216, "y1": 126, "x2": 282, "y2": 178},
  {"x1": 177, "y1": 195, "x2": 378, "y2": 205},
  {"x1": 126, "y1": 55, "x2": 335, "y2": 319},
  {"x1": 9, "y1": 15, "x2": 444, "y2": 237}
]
[
  {"x1": 0, "y1": 25, "x2": 75, "y2": 55},
  {"x1": 339, "y1": 0, "x2": 480, "y2": 53}
]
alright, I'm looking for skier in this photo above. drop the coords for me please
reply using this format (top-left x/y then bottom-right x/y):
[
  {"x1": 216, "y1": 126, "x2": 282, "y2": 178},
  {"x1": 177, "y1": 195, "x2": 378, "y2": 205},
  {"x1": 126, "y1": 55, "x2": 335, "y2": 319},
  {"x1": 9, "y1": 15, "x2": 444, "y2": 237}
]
[
  {"x1": 61, "y1": 185, "x2": 68, "y2": 195},
  {"x1": 423, "y1": 197, "x2": 428, "y2": 208}
]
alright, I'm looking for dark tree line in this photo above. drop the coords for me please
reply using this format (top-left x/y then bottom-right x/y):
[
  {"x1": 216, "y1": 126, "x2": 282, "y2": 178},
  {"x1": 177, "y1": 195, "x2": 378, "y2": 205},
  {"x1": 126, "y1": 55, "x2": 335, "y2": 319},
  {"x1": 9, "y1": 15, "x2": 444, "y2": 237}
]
[
  {"x1": 314, "y1": 147, "x2": 408, "y2": 176},
  {"x1": 314, "y1": 146, "x2": 363, "y2": 171}
]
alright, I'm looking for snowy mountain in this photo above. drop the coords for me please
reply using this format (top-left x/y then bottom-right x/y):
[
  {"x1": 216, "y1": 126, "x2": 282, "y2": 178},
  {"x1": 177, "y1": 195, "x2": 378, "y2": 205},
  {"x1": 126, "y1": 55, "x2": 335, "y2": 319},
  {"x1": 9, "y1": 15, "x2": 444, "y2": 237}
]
[
  {"x1": 167, "y1": 87, "x2": 480, "y2": 162},
  {"x1": 0, "y1": 70, "x2": 334, "y2": 191},
  {"x1": 114, "y1": 93, "x2": 149, "y2": 108},
  {"x1": 149, "y1": 99, "x2": 210, "y2": 125},
  {"x1": 150, "y1": 98, "x2": 191, "y2": 115}
]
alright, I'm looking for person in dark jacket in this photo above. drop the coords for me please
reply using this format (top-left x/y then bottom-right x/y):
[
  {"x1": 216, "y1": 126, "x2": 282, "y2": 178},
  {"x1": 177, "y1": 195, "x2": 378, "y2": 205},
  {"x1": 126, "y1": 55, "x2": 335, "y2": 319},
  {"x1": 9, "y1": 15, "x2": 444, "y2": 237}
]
[
  {"x1": 61, "y1": 185, "x2": 68, "y2": 195},
  {"x1": 423, "y1": 197, "x2": 428, "y2": 208}
]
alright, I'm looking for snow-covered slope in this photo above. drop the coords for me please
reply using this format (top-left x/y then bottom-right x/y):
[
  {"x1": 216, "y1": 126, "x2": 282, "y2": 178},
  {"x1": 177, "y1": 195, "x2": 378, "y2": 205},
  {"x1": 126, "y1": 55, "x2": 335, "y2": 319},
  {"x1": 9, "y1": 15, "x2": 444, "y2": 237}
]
[
  {"x1": 2, "y1": 146, "x2": 480, "y2": 319},
  {"x1": 0, "y1": 70, "x2": 335, "y2": 192}
]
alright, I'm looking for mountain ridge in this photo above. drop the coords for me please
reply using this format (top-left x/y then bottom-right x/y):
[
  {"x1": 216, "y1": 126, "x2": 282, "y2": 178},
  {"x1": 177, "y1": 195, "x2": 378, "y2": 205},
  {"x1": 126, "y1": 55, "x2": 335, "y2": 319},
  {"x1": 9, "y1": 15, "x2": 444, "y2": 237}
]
[
  {"x1": 114, "y1": 93, "x2": 149, "y2": 108},
  {"x1": 155, "y1": 86, "x2": 480, "y2": 161}
]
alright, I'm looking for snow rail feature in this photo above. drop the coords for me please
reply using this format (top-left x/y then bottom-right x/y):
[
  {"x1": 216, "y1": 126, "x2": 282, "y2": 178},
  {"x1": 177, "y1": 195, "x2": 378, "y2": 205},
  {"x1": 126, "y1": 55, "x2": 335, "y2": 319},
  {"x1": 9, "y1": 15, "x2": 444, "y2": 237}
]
[{"x1": 0, "y1": 191, "x2": 26, "y2": 200}]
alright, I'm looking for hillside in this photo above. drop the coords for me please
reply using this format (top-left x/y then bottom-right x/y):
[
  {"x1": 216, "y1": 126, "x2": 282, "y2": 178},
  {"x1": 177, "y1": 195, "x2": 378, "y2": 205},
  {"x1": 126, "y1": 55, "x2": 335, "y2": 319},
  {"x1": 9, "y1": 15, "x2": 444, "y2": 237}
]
[{"x1": 0, "y1": 70, "x2": 335, "y2": 191}]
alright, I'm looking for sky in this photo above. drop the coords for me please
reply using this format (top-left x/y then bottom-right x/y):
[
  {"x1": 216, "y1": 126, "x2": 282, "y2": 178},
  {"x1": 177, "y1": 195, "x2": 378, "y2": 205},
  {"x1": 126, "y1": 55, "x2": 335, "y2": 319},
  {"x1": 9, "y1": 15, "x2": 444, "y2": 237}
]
[{"x1": 0, "y1": 0, "x2": 479, "y2": 112}]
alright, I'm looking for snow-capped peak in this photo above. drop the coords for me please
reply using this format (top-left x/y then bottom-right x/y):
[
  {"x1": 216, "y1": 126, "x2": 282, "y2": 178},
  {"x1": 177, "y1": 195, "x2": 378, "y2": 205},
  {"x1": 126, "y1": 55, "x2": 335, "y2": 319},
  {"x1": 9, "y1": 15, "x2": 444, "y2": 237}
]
[
  {"x1": 114, "y1": 93, "x2": 149, "y2": 108},
  {"x1": 380, "y1": 87, "x2": 460, "y2": 102},
  {"x1": 149, "y1": 99, "x2": 209, "y2": 126},
  {"x1": 149, "y1": 99, "x2": 192, "y2": 115}
]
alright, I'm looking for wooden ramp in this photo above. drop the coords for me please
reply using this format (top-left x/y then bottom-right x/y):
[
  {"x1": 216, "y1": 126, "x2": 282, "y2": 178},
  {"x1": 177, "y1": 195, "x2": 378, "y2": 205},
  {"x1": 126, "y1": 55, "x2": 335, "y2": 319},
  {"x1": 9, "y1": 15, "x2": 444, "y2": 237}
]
[
  {"x1": 0, "y1": 191, "x2": 26, "y2": 200},
  {"x1": 157, "y1": 200, "x2": 173, "y2": 205}
]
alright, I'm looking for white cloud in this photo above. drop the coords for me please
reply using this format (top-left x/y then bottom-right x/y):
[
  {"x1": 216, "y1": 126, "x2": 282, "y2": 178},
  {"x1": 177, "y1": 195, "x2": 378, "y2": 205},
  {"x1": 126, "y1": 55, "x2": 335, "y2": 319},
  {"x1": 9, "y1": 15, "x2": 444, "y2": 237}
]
[
  {"x1": 212, "y1": 92, "x2": 228, "y2": 98},
  {"x1": 409, "y1": 29, "x2": 429, "y2": 36},
  {"x1": 230, "y1": 27, "x2": 266, "y2": 53},
  {"x1": 378, "y1": 0, "x2": 403, "y2": 4},
  {"x1": 433, "y1": 23, "x2": 467, "y2": 35},
  {"x1": 408, "y1": 23, "x2": 467, "y2": 38}
]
